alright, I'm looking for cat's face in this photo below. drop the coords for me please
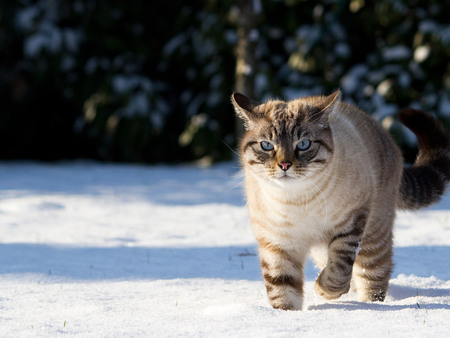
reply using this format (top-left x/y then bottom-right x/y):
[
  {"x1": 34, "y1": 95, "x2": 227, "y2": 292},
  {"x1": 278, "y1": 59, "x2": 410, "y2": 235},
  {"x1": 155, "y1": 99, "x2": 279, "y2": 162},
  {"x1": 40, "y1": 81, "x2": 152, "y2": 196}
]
[{"x1": 232, "y1": 92, "x2": 339, "y2": 186}]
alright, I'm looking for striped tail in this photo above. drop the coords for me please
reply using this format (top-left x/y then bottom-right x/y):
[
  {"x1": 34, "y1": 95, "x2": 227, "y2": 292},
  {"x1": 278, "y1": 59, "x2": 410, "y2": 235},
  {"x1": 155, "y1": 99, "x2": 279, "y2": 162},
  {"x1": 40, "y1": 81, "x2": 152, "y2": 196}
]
[{"x1": 397, "y1": 108, "x2": 450, "y2": 210}]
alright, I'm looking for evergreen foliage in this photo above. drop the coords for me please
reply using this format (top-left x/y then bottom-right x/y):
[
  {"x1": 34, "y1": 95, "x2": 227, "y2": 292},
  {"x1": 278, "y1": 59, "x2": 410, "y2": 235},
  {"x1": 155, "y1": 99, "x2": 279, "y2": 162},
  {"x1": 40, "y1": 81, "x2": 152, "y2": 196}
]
[{"x1": 0, "y1": 0, "x2": 448, "y2": 162}]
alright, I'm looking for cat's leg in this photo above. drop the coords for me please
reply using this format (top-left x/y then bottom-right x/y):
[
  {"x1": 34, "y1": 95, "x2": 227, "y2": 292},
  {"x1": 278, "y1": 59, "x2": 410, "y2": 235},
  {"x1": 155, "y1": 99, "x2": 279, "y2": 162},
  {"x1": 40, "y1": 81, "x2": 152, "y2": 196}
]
[
  {"x1": 258, "y1": 239, "x2": 307, "y2": 310},
  {"x1": 314, "y1": 211, "x2": 367, "y2": 300},
  {"x1": 351, "y1": 220, "x2": 394, "y2": 302}
]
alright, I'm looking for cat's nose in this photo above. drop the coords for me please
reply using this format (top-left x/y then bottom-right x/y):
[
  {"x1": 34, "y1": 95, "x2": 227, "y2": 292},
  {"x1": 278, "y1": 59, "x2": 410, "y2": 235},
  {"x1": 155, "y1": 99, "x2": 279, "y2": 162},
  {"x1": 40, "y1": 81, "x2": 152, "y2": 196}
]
[{"x1": 278, "y1": 162, "x2": 292, "y2": 171}]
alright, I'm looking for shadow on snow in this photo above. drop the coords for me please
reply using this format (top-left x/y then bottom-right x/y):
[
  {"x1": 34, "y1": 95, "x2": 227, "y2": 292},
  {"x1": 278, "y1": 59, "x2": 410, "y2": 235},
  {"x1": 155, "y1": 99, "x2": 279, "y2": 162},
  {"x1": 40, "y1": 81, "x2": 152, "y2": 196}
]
[
  {"x1": 0, "y1": 162, "x2": 245, "y2": 207},
  {"x1": 0, "y1": 243, "x2": 262, "y2": 281},
  {"x1": 1, "y1": 243, "x2": 448, "y2": 311},
  {"x1": 0, "y1": 243, "x2": 448, "y2": 282},
  {"x1": 308, "y1": 297, "x2": 450, "y2": 311}
]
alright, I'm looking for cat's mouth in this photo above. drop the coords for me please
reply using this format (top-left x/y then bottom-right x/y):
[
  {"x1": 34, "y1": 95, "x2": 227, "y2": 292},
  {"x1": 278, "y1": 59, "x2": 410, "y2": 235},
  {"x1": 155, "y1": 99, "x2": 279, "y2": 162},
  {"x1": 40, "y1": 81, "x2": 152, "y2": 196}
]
[
  {"x1": 270, "y1": 173, "x2": 298, "y2": 187},
  {"x1": 275, "y1": 172, "x2": 295, "y2": 180}
]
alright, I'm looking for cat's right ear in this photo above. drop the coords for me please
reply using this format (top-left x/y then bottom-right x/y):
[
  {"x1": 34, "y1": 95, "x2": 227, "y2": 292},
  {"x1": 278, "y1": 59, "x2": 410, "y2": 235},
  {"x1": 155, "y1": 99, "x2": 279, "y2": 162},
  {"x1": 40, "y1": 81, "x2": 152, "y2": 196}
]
[{"x1": 231, "y1": 92, "x2": 262, "y2": 130}]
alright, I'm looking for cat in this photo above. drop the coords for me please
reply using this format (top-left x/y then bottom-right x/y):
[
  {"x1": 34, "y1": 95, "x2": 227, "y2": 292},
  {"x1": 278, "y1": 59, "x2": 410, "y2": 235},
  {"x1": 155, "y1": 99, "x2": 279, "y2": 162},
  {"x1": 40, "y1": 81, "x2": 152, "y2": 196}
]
[{"x1": 231, "y1": 90, "x2": 450, "y2": 310}]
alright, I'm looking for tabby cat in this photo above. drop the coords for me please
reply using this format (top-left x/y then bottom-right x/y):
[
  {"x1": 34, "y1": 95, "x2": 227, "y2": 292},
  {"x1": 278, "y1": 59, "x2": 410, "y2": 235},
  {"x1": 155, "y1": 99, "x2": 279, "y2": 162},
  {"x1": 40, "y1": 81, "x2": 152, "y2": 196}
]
[{"x1": 232, "y1": 90, "x2": 450, "y2": 310}]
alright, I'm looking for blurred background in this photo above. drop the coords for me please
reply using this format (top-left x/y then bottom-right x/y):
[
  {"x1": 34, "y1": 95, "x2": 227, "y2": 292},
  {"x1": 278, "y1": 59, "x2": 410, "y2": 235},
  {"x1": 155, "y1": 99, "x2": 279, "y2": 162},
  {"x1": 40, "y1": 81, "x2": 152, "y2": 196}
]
[{"x1": 0, "y1": 0, "x2": 449, "y2": 164}]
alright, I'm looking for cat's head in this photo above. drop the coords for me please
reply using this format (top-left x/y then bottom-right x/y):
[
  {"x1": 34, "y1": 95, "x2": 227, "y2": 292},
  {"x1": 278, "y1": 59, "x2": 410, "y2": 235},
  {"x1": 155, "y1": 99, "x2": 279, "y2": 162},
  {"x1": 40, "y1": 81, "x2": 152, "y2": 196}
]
[{"x1": 232, "y1": 91, "x2": 340, "y2": 186}]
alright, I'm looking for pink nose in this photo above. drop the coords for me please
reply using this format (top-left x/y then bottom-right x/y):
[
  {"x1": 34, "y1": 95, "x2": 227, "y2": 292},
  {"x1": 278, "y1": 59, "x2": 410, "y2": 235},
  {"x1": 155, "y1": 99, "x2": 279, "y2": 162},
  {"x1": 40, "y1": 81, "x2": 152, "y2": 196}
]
[{"x1": 278, "y1": 162, "x2": 292, "y2": 171}]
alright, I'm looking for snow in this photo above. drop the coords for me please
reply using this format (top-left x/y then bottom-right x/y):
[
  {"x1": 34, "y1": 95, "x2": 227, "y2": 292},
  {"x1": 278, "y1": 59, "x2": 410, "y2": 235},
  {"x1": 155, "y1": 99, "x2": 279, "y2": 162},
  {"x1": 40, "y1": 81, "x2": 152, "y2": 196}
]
[
  {"x1": 112, "y1": 75, "x2": 152, "y2": 95},
  {"x1": 439, "y1": 94, "x2": 450, "y2": 117},
  {"x1": 162, "y1": 34, "x2": 189, "y2": 57},
  {"x1": 17, "y1": 3, "x2": 82, "y2": 59},
  {"x1": 382, "y1": 45, "x2": 411, "y2": 61},
  {"x1": 341, "y1": 64, "x2": 368, "y2": 94},
  {"x1": 414, "y1": 46, "x2": 431, "y2": 63},
  {"x1": 24, "y1": 26, "x2": 62, "y2": 58},
  {"x1": 0, "y1": 161, "x2": 449, "y2": 336}
]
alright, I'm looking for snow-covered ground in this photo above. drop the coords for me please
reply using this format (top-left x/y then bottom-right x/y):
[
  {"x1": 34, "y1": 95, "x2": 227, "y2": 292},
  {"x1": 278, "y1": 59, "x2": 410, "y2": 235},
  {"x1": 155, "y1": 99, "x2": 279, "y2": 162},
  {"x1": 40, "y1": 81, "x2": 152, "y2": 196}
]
[{"x1": 0, "y1": 161, "x2": 449, "y2": 337}]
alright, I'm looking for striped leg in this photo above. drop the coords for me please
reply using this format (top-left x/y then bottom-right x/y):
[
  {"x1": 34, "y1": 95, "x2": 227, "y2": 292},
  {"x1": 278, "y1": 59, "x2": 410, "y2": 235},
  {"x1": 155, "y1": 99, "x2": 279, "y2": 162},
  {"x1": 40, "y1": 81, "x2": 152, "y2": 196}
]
[
  {"x1": 352, "y1": 221, "x2": 394, "y2": 302},
  {"x1": 314, "y1": 212, "x2": 366, "y2": 300},
  {"x1": 258, "y1": 240, "x2": 306, "y2": 310}
]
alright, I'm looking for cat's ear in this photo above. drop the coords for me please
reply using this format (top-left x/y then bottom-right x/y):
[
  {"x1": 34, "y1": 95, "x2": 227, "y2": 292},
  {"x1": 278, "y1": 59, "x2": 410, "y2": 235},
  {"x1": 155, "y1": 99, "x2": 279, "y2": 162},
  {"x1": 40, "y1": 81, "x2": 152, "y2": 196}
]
[
  {"x1": 317, "y1": 89, "x2": 341, "y2": 113},
  {"x1": 231, "y1": 92, "x2": 263, "y2": 130}
]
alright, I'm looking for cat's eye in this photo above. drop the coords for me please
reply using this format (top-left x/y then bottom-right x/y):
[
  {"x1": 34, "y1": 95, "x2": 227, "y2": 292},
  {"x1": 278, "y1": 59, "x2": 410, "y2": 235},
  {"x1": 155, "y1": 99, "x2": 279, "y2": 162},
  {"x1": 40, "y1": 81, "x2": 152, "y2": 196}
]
[
  {"x1": 260, "y1": 141, "x2": 274, "y2": 151},
  {"x1": 297, "y1": 139, "x2": 311, "y2": 151}
]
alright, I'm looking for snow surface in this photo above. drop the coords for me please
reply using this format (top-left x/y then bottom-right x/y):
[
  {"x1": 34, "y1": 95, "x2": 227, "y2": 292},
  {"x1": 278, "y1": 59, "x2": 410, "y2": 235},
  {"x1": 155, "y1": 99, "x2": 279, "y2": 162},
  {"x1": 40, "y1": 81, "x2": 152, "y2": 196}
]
[{"x1": 0, "y1": 161, "x2": 449, "y2": 337}]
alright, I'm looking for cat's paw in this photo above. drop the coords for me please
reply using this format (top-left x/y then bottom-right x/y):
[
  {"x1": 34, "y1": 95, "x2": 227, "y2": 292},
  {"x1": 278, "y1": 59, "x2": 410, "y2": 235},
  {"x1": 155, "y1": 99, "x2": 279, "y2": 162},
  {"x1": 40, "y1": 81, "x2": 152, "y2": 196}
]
[
  {"x1": 270, "y1": 301, "x2": 296, "y2": 311},
  {"x1": 314, "y1": 271, "x2": 350, "y2": 300},
  {"x1": 267, "y1": 294, "x2": 303, "y2": 311}
]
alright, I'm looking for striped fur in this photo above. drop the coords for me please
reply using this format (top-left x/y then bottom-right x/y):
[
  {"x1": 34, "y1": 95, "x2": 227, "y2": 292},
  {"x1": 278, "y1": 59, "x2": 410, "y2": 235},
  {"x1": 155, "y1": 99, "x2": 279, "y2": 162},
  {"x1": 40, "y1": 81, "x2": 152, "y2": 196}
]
[
  {"x1": 397, "y1": 108, "x2": 450, "y2": 209},
  {"x1": 232, "y1": 91, "x2": 450, "y2": 310}
]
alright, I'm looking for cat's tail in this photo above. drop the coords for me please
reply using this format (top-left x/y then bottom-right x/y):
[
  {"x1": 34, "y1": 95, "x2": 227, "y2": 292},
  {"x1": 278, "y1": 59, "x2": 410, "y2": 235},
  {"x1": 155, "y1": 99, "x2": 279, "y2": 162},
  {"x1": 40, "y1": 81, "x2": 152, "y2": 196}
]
[{"x1": 397, "y1": 108, "x2": 450, "y2": 210}]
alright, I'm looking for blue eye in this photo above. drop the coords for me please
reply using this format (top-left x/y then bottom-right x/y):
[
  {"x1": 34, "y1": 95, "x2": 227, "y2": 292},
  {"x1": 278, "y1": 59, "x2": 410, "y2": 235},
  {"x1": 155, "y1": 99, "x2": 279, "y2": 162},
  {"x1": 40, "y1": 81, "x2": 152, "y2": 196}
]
[
  {"x1": 297, "y1": 139, "x2": 311, "y2": 151},
  {"x1": 261, "y1": 141, "x2": 274, "y2": 151}
]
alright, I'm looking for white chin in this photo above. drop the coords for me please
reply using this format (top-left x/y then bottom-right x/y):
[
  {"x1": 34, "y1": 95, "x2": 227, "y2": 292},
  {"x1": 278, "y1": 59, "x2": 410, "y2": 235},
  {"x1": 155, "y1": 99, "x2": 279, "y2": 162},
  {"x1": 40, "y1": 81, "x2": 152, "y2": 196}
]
[{"x1": 272, "y1": 175, "x2": 297, "y2": 186}]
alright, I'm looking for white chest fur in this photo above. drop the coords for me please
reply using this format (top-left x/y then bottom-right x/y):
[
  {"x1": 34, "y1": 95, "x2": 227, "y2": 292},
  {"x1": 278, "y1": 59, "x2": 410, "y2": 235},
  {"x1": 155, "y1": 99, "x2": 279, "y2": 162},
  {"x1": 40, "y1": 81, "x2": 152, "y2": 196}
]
[{"x1": 246, "y1": 171, "x2": 350, "y2": 249}]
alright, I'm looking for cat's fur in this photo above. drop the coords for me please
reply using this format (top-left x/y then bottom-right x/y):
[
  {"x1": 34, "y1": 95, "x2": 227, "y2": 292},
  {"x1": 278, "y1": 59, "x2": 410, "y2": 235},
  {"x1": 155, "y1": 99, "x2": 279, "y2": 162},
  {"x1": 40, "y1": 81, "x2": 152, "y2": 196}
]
[{"x1": 232, "y1": 90, "x2": 450, "y2": 310}]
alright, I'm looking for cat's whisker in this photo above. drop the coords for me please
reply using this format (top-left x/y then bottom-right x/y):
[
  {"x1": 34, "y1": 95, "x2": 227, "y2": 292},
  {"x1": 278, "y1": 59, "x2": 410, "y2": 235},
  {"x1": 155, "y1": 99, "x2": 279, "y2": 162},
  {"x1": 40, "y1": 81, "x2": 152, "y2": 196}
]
[
  {"x1": 221, "y1": 140, "x2": 240, "y2": 157},
  {"x1": 226, "y1": 176, "x2": 245, "y2": 193}
]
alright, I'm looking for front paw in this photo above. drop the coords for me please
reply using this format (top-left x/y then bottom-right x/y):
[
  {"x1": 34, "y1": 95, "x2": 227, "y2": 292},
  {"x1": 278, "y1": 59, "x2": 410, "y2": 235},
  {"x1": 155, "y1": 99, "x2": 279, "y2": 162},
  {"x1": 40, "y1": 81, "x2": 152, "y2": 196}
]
[
  {"x1": 267, "y1": 292, "x2": 303, "y2": 311},
  {"x1": 314, "y1": 270, "x2": 350, "y2": 300}
]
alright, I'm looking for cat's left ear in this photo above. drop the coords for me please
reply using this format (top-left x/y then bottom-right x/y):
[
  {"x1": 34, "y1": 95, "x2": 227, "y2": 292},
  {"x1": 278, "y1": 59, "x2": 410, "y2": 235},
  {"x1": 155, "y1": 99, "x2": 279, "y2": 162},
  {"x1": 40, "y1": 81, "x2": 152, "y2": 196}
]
[
  {"x1": 231, "y1": 92, "x2": 263, "y2": 130},
  {"x1": 317, "y1": 90, "x2": 341, "y2": 113}
]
